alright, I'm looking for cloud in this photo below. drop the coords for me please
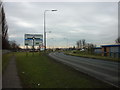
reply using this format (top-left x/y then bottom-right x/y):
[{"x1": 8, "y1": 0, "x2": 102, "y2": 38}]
[
  {"x1": 16, "y1": 21, "x2": 34, "y2": 28},
  {"x1": 4, "y1": 2, "x2": 118, "y2": 47}
]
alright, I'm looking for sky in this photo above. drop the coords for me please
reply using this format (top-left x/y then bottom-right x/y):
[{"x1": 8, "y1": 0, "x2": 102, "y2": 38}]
[{"x1": 3, "y1": 2, "x2": 118, "y2": 48}]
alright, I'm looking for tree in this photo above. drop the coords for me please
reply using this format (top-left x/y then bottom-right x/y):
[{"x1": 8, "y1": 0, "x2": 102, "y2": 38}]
[
  {"x1": 82, "y1": 39, "x2": 86, "y2": 49},
  {"x1": 0, "y1": 1, "x2": 9, "y2": 49},
  {"x1": 87, "y1": 43, "x2": 96, "y2": 54},
  {"x1": 76, "y1": 39, "x2": 96, "y2": 53},
  {"x1": 76, "y1": 41, "x2": 79, "y2": 49},
  {"x1": 9, "y1": 40, "x2": 21, "y2": 51},
  {"x1": 76, "y1": 40, "x2": 82, "y2": 49},
  {"x1": 76, "y1": 39, "x2": 87, "y2": 49},
  {"x1": 115, "y1": 37, "x2": 120, "y2": 44}
]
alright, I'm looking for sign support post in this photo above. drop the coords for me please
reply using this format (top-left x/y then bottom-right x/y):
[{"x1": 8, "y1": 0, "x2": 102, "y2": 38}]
[
  {"x1": 26, "y1": 45, "x2": 28, "y2": 56},
  {"x1": 32, "y1": 36, "x2": 35, "y2": 56}
]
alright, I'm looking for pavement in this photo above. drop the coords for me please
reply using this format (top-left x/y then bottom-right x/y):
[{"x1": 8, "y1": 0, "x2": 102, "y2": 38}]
[
  {"x1": 49, "y1": 52, "x2": 120, "y2": 88},
  {"x1": 2, "y1": 55, "x2": 22, "y2": 88}
]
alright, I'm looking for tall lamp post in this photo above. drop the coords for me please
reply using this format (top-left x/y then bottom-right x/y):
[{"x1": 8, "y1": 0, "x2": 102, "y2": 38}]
[{"x1": 44, "y1": 9, "x2": 57, "y2": 51}]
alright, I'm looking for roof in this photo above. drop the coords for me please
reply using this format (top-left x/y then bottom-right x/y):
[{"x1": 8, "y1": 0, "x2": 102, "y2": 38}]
[{"x1": 101, "y1": 44, "x2": 120, "y2": 47}]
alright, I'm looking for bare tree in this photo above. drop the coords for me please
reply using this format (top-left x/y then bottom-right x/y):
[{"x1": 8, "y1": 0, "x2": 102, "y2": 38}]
[
  {"x1": 115, "y1": 37, "x2": 120, "y2": 44},
  {"x1": 76, "y1": 39, "x2": 96, "y2": 53},
  {"x1": 9, "y1": 40, "x2": 21, "y2": 51},
  {"x1": 0, "y1": 1, "x2": 9, "y2": 49},
  {"x1": 87, "y1": 43, "x2": 96, "y2": 54},
  {"x1": 76, "y1": 39, "x2": 87, "y2": 49},
  {"x1": 79, "y1": 40, "x2": 82, "y2": 49},
  {"x1": 76, "y1": 41, "x2": 79, "y2": 49},
  {"x1": 82, "y1": 39, "x2": 86, "y2": 49},
  {"x1": 76, "y1": 40, "x2": 82, "y2": 49}
]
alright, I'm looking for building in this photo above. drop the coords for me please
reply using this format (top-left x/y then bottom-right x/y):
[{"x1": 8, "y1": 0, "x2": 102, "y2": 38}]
[
  {"x1": 94, "y1": 47, "x2": 102, "y2": 54},
  {"x1": 101, "y1": 44, "x2": 120, "y2": 58}
]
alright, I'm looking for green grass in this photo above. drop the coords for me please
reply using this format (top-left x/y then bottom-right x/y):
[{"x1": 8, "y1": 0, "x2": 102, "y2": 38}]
[
  {"x1": 15, "y1": 52, "x2": 113, "y2": 88},
  {"x1": 2, "y1": 53, "x2": 13, "y2": 72},
  {"x1": 64, "y1": 51, "x2": 120, "y2": 62}
]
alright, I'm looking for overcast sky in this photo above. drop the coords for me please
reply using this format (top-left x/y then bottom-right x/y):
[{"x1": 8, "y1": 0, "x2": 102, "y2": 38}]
[{"x1": 4, "y1": 2, "x2": 118, "y2": 48}]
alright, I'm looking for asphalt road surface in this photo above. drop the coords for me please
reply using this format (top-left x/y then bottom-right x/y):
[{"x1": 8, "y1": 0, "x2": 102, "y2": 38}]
[{"x1": 49, "y1": 52, "x2": 120, "y2": 88}]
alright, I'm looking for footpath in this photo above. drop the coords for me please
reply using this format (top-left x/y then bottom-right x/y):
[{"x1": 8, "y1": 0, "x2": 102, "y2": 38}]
[{"x1": 2, "y1": 55, "x2": 22, "y2": 88}]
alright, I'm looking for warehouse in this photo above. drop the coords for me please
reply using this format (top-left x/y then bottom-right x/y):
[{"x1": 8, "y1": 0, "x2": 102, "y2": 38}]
[
  {"x1": 94, "y1": 47, "x2": 102, "y2": 54},
  {"x1": 101, "y1": 44, "x2": 120, "y2": 58}
]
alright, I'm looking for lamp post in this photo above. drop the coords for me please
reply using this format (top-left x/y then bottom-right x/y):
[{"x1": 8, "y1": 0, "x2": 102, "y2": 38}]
[{"x1": 43, "y1": 9, "x2": 57, "y2": 51}]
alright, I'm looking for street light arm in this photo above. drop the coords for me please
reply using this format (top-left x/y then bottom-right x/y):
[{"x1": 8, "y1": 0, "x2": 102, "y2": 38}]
[
  {"x1": 44, "y1": 10, "x2": 57, "y2": 12},
  {"x1": 52, "y1": 10, "x2": 57, "y2": 11}
]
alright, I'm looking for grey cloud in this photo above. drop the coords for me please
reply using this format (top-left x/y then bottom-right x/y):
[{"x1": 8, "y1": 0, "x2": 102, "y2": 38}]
[{"x1": 4, "y1": 2, "x2": 118, "y2": 47}]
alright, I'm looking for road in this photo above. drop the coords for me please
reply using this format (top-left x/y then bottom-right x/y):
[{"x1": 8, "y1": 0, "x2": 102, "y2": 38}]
[{"x1": 49, "y1": 52, "x2": 120, "y2": 88}]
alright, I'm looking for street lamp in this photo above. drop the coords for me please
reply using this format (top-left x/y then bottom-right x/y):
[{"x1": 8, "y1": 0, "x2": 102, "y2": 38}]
[{"x1": 43, "y1": 9, "x2": 57, "y2": 51}]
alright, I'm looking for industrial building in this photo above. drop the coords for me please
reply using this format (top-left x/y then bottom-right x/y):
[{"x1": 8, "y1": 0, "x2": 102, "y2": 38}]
[
  {"x1": 101, "y1": 44, "x2": 120, "y2": 58},
  {"x1": 94, "y1": 47, "x2": 102, "y2": 54}
]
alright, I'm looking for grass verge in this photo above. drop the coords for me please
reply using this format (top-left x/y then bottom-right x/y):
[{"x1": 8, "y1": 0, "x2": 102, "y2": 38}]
[
  {"x1": 64, "y1": 51, "x2": 119, "y2": 62},
  {"x1": 15, "y1": 52, "x2": 114, "y2": 88}
]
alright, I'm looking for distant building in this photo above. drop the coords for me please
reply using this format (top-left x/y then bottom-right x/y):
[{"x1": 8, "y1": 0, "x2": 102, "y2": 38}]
[
  {"x1": 94, "y1": 47, "x2": 102, "y2": 54},
  {"x1": 101, "y1": 44, "x2": 120, "y2": 58}
]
